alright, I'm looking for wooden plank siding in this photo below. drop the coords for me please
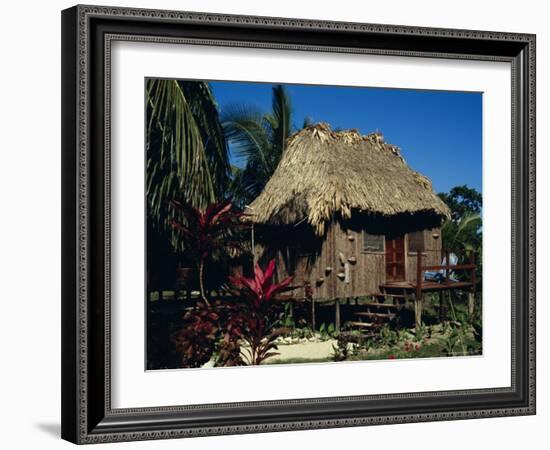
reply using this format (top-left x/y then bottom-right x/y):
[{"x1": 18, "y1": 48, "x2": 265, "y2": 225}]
[
  {"x1": 258, "y1": 223, "x2": 442, "y2": 300},
  {"x1": 406, "y1": 228, "x2": 442, "y2": 284}
]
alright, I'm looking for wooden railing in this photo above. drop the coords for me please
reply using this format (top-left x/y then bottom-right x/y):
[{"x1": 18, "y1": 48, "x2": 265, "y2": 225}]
[{"x1": 415, "y1": 250, "x2": 477, "y2": 301}]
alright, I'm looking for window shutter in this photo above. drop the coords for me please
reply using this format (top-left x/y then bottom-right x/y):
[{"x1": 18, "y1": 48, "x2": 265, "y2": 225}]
[
  {"x1": 363, "y1": 232, "x2": 384, "y2": 252},
  {"x1": 408, "y1": 230, "x2": 425, "y2": 253}
]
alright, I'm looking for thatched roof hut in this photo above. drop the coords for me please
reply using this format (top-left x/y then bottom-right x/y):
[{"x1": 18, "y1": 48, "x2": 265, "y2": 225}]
[
  {"x1": 245, "y1": 123, "x2": 451, "y2": 301},
  {"x1": 247, "y1": 123, "x2": 450, "y2": 236}
]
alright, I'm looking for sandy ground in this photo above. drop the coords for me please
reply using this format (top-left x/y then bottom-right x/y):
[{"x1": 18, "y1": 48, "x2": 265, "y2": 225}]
[
  {"x1": 265, "y1": 339, "x2": 337, "y2": 363},
  {"x1": 201, "y1": 339, "x2": 338, "y2": 368}
]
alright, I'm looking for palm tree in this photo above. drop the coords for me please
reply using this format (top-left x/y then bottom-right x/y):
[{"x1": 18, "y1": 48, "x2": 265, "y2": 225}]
[
  {"x1": 146, "y1": 79, "x2": 231, "y2": 246},
  {"x1": 222, "y1": 85, "x2": 302, "y2": 206},
  {"x1": 441, "y1": 212, "x2": 482, "y2": 254}
]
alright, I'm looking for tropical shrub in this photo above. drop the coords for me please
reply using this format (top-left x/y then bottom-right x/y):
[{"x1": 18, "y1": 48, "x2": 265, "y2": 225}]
[
  {"x1": 170, "y1": 200, "x2": 244, "y2": 304},
  {"x1": 332, "y1": 332, "x2": 355, "y2": 362},
  {"x1": 172, "y1": 300, "x2": 247, "y2": 368},
  {"x1": 229, "y1": 259, "x2": 296, "y2": 365},
  {"x1": 214, "y1": 307, "x2": 247, "y2": 367},
  {"x1": 172, "y1": 302, "x2": 221, "y2": 368}
]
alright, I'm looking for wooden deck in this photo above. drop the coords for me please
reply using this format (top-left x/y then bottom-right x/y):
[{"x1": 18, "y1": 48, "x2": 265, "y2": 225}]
[
  {"x1": 377, "y1": 250, "x2": 477, "y2": 329},
  {"x1": 380, "y1": 280, "x2": 473, "y2": 293}
]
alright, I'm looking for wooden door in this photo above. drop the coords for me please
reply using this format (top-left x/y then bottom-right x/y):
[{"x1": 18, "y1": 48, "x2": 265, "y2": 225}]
[{"x1": 385, "y1": 235, "x2": 405, "y2": 281}]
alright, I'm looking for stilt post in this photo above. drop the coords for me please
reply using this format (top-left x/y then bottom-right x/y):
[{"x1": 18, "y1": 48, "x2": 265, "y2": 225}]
[
  {"x1": 445, "y1": 250, "x2": 451, "y2": 282},
  {"x1": 335, "y1": 299, "x2": 341, "y2": 332},
  {"x1": 310, "y1": 298, "x2": 316, "y2": 333},
  {"x1": 468, "y1": 250, "x2": 477, "y2": 318},
  {"x1": 439, "y1": 290, "x2": 448, "y2": 322},
  {"x1": 415, "y1": 251, "x2": 423, "y2": 329},
  {"x1": 305, "y1": 282, "x2": 316, "y2": 332}
]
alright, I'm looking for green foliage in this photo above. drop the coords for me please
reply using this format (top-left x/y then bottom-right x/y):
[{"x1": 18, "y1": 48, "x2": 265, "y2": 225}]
[
  {"x1": 414, "y1": 322, "x2": 428, "y2": 342},
  {"x1": 146, "y1": 79, "x2": 231, "y2": 247},
  {"x1": 438, "y1": 185, "x2": 482, "y2": 251},
  {"x1": 275, "y1": 302, "x2": 296, "y2": 329},
  {"x1": 379, "y1": 324, "x2": 400, "y2": 347},
  {"x1": 348, "y1": 323, "x2": 481, "y2": 362},
  {"x1": 290, "y1": 327, "x2": 314, "y2": 340},
  {"x1": 332, "y1": 332, "x2": 355, "y2": 362},
  {"x1": 319, "y1": 322, "x2": 338, "y2": 340},
  {"x1": 441, "y1": 212, "x2": 482, "y2": 254},
  {"x1": 439, "y1": 185, "x2": 482, "y2": 290},
  {"x1": 438, "y1": 185, "x2": 482, "y2": 222},
  {"x1": 439, "y1": 325, "x2": 471, "y2": 356}
]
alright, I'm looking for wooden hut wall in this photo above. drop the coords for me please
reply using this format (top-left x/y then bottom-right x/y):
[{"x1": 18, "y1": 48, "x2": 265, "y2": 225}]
[
  {"x1": 258, "y1": 225, "x2": 442, "y2": 300},
  {"x1": 329, "y1": 222, "x2": 385, "y2": 299},
  {"x1": 260, "y1": 222, "x2": 384, "y2": 300},
  {"x1": 405, "y1": 228, "x2": 442, "y2": 284},
  {"x1": 278, "y1": 224, "x2": 335, "y2": 300}
]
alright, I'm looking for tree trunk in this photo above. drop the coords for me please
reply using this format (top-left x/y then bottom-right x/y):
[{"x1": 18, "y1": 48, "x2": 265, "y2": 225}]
[{"x1": 198, "y1": 260, "x2": 209, "y2": 306}]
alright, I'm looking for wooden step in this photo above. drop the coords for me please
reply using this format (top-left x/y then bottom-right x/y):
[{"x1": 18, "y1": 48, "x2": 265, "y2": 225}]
[
  {"x1": 354, "y1": 312, "x2": 395, "y2": 319},
  {"x1": 347, "y1": 321, "x2": 377, "y2": 328},
  {"x1": 375, "y1": 293, "x2": 405, "y2": 299},
  {"x1": 361, "y1": 302, "x2": 402, "y2": 309}
]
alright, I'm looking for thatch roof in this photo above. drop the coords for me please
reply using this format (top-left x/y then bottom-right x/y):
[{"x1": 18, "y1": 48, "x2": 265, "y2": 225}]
[{"x1": 246, "y1": 123, "x2": 451, "y2": 236}]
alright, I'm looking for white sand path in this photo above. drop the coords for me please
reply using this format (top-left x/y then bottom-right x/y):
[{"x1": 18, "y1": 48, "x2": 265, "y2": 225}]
[{"x1": 263, "y1": 339, "x2": 337, "y2": 363}]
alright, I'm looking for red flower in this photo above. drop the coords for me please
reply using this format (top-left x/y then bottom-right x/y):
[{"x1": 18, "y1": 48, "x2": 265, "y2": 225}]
[{"x1": 388, "y1": 355, "x2": 396, "y2": 359}]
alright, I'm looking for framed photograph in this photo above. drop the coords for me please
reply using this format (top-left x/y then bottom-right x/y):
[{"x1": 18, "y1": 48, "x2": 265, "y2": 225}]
[{"x1": 61, "y1": 4, "x2": 536, "y2": 444}]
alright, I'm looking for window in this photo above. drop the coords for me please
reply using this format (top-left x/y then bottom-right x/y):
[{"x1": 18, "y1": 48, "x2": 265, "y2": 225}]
[
  {"x1": 363, "y1": 232, "x2": 384, "y2": 252},
  {"x1": 408, "y1": 230, "x2": 425, "y2": 253}
]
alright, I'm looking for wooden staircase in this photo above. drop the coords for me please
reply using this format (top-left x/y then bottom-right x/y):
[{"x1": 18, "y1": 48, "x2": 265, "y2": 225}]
[{"x1": 348, "y1": 292, "x2": 406, "y2": 337}]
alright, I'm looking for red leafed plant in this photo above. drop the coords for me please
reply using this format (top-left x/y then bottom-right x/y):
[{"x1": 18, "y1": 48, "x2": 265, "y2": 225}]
[
  {"x1": 170, "y1": 200, "x2": 244, "y2": 305},
  {"x1": 172, "y1": 300, "x2": 246, "y2": 368},
  {"x1": 229, "y1": 259, "x2": 296, "y2": 365},
  {"x1": 172, "y1": 302, "x2": 221, "y2": 368}
]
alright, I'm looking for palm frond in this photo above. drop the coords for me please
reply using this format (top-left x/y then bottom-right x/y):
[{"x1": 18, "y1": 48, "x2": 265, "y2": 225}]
[
  {"x1": 179, "y1": 82, "x2": 231, "y2": 193},
  {"x1": 222, "y1": 85, "x2": 301, "y2": 207},
  {"x1": 266, "y1": 84, "x2": 293, "y2": 161},
  {"x1": 441, "y1": 212, "x2": 482, "y2": 252},
  {"x1": 456, "y1": 212, "x2": 482, "y2": 235},
  {"x1": 221, "y1": 104, "x2": 272, "y2": 165},
  {"x1": 146, "y1": 79, "x2": 230, "y2": 251}
]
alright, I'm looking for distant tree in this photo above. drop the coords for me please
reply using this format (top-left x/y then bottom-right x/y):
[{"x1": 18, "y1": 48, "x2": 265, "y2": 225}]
[
  {"x1": 438, "y1": 185, "x2": 482, "y2": 222},
  {"x1": 438, "y1": 185, "x2": 482, "y2": 255}
]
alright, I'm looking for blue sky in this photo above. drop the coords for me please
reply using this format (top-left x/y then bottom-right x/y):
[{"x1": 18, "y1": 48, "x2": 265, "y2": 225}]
[{"x1": 210, "y1": 81, "x2": 482, "y2": 194}]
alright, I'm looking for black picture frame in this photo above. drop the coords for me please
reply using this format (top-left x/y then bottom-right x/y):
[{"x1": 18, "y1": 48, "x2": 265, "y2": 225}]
[{"x1": 61, "y1": 4, "x2": 536, "y2": 444}]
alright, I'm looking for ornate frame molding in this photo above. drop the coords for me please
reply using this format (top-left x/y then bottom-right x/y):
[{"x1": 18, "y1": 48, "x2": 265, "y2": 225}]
[{"x1": 61, "y1": 4, "x2": 536, "y2": 444}]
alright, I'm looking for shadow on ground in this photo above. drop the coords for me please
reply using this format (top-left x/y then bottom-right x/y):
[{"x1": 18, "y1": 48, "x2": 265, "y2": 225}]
[{"x1": 35, "y1": 422, "x2": 60, "y2": 438}]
